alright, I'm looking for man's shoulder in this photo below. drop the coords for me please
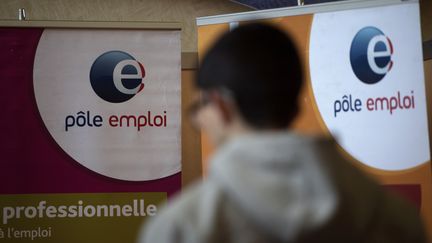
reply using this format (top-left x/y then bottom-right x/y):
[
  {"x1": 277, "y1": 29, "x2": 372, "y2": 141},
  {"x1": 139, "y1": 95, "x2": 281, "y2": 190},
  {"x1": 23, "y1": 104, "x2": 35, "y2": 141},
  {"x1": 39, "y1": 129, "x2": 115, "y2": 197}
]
[
  {"x1": 150, "y1": 181, "x2": 208, "y2": 225},
  {"x1": 138, "y1": 180, "x2": 223, "y2": 243}
]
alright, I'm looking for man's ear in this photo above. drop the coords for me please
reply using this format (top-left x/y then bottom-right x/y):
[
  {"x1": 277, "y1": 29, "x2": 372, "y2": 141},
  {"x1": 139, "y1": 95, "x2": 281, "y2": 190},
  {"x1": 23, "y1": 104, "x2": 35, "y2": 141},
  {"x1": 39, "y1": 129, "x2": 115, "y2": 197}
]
[{"x1": 208, "y1": 91, "x2": 234, "y2": 124}]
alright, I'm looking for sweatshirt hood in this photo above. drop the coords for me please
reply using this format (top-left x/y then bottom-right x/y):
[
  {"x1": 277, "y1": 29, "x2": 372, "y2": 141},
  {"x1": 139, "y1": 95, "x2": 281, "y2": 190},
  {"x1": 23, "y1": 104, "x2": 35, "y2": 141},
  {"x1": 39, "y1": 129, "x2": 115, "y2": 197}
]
[{"x1": 209, "y1": 132, "x2": 338, "y2": 241}]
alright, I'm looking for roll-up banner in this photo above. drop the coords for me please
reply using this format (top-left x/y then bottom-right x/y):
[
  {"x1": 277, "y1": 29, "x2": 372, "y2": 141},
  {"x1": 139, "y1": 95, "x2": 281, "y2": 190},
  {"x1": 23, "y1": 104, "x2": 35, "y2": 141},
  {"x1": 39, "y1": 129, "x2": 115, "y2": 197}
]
[
  {"x1": 197, "y1": 0, "x2": 432, "y2": 238},
  {"x1": 0, "y1": 22, "x2": 181, "y2": 242}
]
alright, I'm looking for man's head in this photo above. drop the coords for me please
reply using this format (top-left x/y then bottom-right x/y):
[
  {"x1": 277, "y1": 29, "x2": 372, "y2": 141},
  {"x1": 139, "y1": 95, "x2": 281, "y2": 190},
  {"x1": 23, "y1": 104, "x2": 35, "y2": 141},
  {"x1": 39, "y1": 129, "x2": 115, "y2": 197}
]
[{"x1": 192, "y1": 23, "x2": 303, "y2": 146}]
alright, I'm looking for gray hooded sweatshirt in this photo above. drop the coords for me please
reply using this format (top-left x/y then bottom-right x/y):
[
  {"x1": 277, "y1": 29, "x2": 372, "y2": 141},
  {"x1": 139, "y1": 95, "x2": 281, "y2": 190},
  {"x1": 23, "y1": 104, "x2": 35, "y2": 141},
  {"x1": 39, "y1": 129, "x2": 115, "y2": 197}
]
[{"x1": 139, "y1": 133, "x2": 425, "y2": 243}]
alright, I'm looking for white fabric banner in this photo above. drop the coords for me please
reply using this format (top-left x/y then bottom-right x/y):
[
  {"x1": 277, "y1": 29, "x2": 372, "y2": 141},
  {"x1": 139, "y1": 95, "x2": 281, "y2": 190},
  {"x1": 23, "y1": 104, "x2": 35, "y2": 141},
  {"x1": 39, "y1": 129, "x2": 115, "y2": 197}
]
[{"x1": 34, "y1": 29, "x2": 181, "y2": 181}]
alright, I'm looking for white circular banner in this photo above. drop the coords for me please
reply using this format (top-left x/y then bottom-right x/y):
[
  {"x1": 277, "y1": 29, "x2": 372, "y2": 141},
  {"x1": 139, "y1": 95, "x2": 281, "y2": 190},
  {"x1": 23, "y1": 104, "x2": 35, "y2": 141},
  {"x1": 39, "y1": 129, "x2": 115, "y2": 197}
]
[
  {"x1": 309, "y1": 4, "x2": 430, "y2": 170},
  {"x1": 34, "y1": 29, "x2": 181, "y2": 181}
]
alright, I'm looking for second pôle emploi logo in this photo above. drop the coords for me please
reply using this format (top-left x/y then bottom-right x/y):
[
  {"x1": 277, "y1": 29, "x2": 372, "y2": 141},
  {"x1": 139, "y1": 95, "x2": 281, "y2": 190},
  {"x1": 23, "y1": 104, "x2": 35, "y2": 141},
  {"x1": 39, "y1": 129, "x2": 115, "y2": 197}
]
[
  {"x1": 350, "y1": 26, "x2": 393, "y2": 85},
  {"x1": 309, "y1": 6, "x2": 429, "y2": 170},
  {"x1": 333, "y1": 26, "x2": 415, "y2": 118},
  {"x1": 64, "y1": 50, "x2": 167, "y2": 132}
]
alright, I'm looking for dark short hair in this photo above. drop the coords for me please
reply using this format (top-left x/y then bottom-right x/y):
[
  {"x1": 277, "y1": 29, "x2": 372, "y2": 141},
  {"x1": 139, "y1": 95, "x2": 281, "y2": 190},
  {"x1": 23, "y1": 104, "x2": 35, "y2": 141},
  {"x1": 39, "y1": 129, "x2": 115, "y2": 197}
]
[{"x1": 196, "y1": 23, "x2": 303, "y2": 129}]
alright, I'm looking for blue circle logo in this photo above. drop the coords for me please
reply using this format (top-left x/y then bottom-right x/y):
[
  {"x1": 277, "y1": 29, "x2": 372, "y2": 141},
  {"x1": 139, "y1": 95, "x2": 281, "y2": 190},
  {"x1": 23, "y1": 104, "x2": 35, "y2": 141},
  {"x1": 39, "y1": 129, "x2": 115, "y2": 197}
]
[
  {"x1": 350, "y1": 27, "x2": 393, "y2": 84},
  {"x1": 90, "y1": 51, "x2": 145, "y2": 103}
]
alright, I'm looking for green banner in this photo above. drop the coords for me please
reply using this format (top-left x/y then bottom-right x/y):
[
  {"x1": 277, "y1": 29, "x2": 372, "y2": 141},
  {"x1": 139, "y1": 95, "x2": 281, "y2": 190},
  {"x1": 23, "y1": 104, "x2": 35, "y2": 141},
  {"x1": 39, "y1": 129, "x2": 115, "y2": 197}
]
[{"x1": 0, "y1": 192, "x2": 166, "y2": 242}]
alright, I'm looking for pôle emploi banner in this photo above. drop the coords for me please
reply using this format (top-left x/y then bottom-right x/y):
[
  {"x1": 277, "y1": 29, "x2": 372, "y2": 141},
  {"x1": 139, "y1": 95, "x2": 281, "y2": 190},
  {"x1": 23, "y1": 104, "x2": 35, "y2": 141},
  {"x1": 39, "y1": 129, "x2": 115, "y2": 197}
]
[
  {"x1": 197, "y1": 0, "x2": 432, "y2": 237},
  {"x1": 0, "y1": 27, "x2": 181, "y2": 242}
]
